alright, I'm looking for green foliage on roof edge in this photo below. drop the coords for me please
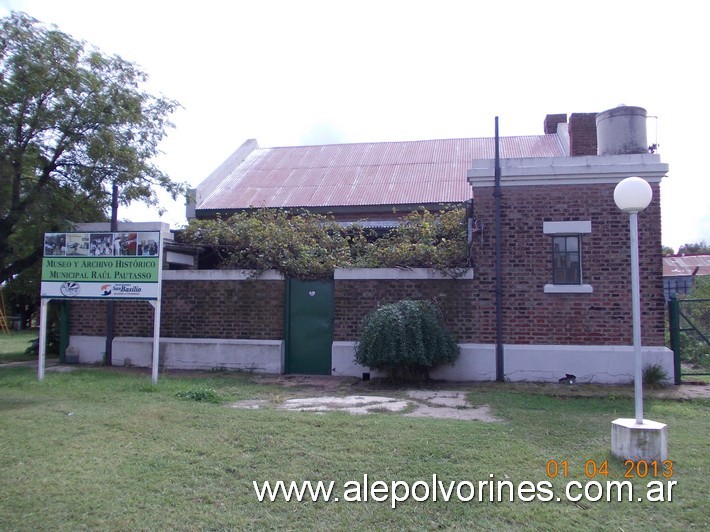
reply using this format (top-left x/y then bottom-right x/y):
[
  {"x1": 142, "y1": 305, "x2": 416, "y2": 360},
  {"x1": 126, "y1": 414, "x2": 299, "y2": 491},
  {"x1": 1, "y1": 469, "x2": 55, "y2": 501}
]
[{"x1": 181, "y1": 207, "x2": 472, "y2": 280}]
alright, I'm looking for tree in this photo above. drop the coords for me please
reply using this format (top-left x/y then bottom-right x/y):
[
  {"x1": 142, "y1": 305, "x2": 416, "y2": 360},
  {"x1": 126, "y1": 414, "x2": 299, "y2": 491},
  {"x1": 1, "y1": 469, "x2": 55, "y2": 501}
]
[
  {"x1": 0, "y1": 12, "x2": 185, "y2": 286},
  {"x1": 677, "y1": 241, "x2": 710, "y2": 255}
]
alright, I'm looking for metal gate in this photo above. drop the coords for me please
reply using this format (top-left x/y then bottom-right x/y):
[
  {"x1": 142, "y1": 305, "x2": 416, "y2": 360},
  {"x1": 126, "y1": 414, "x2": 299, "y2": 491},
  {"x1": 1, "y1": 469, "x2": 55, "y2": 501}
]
[
  {"x1": 285, "y1": 279, "x2": 334, "y2": 375},
  {"x1": 668, "y1": 295, "x2": 710, "y2": 383}
]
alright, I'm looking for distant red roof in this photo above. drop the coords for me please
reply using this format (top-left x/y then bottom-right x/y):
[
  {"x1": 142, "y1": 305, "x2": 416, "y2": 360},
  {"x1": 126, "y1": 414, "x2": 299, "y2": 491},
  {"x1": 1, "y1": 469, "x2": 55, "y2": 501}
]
[
  {"x1": 196, "y1": 135, "x2": 565, "y2": 213},
  {"x1": 663, "y1": 255, "x2": 710, "y2": 277}
]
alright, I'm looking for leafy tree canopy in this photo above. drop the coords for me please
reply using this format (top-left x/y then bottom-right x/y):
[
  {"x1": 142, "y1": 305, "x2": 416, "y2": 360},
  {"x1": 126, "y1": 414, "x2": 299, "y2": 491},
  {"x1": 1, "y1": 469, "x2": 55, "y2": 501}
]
[
  {"x1": 677, "y1": 241, "x2": 710, "y2": 256},
  {"x1": 0, "y1": 12, "x2": 185, "y2": 286},
  {"x1": 662, "y1": 245, "x2": 675, "y2": 256}
]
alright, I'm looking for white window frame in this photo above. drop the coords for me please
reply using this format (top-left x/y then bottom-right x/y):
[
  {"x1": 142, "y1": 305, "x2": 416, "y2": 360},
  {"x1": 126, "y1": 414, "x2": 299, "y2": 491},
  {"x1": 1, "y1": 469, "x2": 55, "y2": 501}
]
[{"x1": 543, "y1": 221, "x2": 593, "y2": 294}]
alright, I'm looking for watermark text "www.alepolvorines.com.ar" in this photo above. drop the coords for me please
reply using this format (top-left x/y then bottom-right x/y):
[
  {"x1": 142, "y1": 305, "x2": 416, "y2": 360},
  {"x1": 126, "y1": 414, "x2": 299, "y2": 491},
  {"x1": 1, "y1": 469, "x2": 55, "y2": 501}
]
[{"x1": 253, "y1": 474, "x2": 677, "y2": 509}]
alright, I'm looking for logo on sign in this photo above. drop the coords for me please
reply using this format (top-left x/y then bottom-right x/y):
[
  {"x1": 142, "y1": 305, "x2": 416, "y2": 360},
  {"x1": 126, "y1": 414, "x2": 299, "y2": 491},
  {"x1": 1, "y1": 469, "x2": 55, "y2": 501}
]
[
  {"x1": 100, "y1": 284, "x2": 112, "y2": 296},
  {"x1": 60, "y1": 282, "x2": 80, "y2": 297},
  {"x1": 113, "y1": 284, "x2": 142, "y2": 294}
]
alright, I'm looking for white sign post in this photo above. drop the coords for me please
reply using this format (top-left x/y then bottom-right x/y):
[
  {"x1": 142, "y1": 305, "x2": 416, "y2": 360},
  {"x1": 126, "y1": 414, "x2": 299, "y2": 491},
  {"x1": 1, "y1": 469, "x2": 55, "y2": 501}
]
[
  {"x1": 149, "y1": 238, "x2": 165, "y2": 384},
  {"x1": 38, "y1": 231, "x2": 164, "y2": 383},
  {"x1": 38, "y1": 298, "x2": 49, "y2": 382}
]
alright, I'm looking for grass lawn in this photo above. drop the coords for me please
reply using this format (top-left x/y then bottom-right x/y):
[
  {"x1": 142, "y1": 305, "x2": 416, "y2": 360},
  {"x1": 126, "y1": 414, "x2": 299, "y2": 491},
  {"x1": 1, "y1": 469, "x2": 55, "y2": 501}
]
[
  {"x1": 0, "y1": 367, "x2": 708, "y2": 531},
  {"x1": 0, "y1": 330, "x2": 38, "y2": 363}
]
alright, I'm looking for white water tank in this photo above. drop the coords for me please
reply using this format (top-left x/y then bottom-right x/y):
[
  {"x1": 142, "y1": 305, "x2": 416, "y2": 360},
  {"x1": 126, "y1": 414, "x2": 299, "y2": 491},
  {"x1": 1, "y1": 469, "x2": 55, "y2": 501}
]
[{"x1": 596, "y1": 106, "x2": 648, "y2": 155}]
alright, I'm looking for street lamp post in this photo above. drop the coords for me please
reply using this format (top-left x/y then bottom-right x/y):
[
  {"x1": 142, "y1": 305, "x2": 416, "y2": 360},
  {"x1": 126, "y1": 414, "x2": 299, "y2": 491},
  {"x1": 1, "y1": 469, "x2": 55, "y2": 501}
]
[
  {"x1": 613, "y1": 176, "x2": 652, "y2": 424},
  {"x1": 611, "y1": 176, "x2": 667, "y2": 461}
]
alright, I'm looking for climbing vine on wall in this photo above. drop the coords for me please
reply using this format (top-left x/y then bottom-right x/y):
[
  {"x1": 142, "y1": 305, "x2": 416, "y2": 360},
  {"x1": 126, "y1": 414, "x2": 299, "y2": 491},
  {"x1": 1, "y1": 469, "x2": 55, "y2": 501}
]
[{"x1": 180, "y1": 207, "x2": 471, "y2": 279}]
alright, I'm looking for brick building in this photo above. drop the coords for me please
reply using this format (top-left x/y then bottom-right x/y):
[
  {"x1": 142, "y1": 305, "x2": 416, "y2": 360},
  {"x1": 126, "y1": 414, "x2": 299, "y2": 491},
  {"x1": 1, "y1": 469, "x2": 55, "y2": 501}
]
[{"x1": 67, "y1": 105, "x2": 673, "y2": 383}]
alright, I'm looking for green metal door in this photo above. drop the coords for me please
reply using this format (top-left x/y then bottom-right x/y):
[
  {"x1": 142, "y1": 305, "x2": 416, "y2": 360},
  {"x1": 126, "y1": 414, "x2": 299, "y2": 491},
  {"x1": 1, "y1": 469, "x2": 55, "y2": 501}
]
[{"x1": 286, "y1": 279, "x2": 334, "y2": 375}]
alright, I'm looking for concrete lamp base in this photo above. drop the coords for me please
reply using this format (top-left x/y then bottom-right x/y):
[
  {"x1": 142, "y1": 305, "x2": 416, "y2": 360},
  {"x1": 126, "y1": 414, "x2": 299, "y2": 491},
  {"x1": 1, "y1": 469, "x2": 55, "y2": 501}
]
[{"x1": 611, "y1": 418, "x2": 668, "y2": 461}]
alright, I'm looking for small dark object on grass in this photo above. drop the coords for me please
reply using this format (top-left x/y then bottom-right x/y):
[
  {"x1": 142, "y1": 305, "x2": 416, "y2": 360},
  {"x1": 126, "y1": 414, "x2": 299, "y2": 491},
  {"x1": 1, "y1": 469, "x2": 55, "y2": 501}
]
[{"x1": 558, "y1": 373, "x2": 577, "y2": 384}]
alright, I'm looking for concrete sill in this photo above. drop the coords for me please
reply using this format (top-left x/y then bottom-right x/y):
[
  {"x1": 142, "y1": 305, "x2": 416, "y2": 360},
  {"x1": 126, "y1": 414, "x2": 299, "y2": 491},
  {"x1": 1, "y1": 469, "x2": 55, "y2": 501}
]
[{"x1": 544, "y1": 284, "x2": 593, "y2": 294}]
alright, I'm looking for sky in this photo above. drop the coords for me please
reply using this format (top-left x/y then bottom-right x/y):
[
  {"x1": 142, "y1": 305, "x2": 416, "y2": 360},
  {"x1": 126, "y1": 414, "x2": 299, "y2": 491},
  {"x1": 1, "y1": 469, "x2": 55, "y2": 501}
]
[{"x1": 1, "y1": 0, "x2": 708, "y2": 251}]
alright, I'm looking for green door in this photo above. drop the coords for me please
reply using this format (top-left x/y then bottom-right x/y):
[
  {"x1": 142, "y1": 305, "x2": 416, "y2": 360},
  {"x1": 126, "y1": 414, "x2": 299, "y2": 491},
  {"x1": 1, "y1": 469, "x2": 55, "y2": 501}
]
[{"x1": 286, "y1": 279, "x2": 333, "y2": 375}]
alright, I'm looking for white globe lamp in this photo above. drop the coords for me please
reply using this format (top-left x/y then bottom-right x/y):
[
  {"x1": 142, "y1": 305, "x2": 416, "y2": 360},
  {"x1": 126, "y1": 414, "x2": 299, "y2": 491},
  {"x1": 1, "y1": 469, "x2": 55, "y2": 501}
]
[{"x1": 614, "y1": 176, "x2": 652, "y2": 213}]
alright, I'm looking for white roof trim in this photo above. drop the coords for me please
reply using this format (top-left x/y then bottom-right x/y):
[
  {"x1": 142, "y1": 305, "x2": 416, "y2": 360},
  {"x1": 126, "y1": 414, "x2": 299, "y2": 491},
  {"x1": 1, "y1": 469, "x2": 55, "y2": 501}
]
[{"x1": 468, "y1": 153, "x2": 668, "y2": 187}]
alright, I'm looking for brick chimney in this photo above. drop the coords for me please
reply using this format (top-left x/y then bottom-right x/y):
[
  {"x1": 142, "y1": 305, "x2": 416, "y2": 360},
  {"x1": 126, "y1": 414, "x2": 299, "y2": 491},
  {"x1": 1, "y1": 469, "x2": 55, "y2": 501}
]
[
  {"x1": 568, "y1": 112, "x2": 598, "y2": 156},
  {"x1": 544, "y1": 114, "x2": 567, "y2": 134}
]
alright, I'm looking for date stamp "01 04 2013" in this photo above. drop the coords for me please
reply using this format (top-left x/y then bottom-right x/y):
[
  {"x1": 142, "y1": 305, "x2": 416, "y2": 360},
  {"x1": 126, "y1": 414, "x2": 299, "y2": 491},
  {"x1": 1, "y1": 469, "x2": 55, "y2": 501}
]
[{"x1": 546, "y1": 459, "x2": 674, "y2": 479}]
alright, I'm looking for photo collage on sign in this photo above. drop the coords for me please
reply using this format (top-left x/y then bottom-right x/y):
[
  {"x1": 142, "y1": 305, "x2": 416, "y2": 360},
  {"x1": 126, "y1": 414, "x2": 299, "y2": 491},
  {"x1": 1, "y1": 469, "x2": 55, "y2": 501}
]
[
  {"x1": 43, "y1": 232, "x2": 158, "y2": 257},
  {"x1": 43, "y1": 233, "x2": 67, "y2": 256}
]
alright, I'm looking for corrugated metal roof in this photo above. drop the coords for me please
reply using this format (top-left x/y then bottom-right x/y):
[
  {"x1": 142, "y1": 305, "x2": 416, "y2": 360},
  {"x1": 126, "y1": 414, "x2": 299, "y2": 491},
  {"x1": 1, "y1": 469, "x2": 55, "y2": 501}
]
[
  {"x1": 663, "y1": 255, "x2": 710, "y2": 277},
  {"x1": 197, "y1": 135, "x2": 565, "y2": 212}
]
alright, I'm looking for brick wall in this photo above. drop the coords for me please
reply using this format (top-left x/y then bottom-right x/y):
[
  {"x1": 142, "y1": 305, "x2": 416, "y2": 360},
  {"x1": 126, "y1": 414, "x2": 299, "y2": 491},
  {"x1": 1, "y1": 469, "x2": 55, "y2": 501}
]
[
  {"x1": 70, "y1": 300, "x2": 153, "y2": 337},
  {"x1": 333, "y1": 278, "x2": 476, "y2": 342},
  {"x1": 69, "y1": 279, "x2": 285, "y2": 340},
  {"x1": 470, "y1": 182, "x2": 665, "y2": 345},
  {"x1": 160, "y1": 280, "x2": 284, "y2": 339}
]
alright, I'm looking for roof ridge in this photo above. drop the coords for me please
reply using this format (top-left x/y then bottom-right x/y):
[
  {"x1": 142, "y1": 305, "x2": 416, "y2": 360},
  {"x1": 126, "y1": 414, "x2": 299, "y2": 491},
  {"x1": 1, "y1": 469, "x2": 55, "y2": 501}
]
[{"x1": 258, "y1": 134, "x2": 556, "y2": 151}]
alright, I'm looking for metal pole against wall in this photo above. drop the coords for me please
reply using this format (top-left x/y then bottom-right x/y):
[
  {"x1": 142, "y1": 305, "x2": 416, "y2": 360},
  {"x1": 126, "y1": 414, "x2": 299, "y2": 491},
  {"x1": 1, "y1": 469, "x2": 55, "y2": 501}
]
[
  {"x1": 668, "y1": 294, "x2": 681, "y2": 385},
  {"x1": 105, "y1": 180, "x2": 119, "y2": 366},
  {"x1": 494, "y1": 116, "x2": 505, "y2": 382},
  {"x1": 150, "y1": 231, "x2": 165, "y2": 384},
  {"x1": 629, "y1": 212, "x2": 644, "y2": 424},
  {"x1": 150, "y1": 298, "x2": 162, "y2": 385}
]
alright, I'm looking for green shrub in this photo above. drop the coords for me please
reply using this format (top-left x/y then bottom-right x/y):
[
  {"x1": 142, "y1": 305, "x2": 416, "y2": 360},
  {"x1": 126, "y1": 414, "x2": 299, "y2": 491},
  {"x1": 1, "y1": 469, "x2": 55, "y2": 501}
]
[
  {"x1": 25, "y1": 327, "x2": 60, "y2": 356},
  {"x1": 355, "y1": 300, "x2": 459, "y2": 381},
  {"x1": 643, "y1": 364, "x2": 669, "y2": 388}
]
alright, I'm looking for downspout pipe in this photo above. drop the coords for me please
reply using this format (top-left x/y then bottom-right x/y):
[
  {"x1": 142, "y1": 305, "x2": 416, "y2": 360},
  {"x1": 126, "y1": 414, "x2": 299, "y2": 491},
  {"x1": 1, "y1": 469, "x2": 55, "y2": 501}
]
[{"x1": 494, "y1": 117, "x2": 504, "y2": 382}]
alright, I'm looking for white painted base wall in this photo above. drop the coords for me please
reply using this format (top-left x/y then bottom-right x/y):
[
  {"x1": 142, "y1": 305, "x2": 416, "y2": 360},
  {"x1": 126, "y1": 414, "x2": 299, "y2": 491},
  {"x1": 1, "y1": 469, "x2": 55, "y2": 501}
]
[
  {"x1": 332, "y1": 342, "x2": 675, "y2": 385},
  {"x1": 69, "y1": 336, "x2": 675, "y2": 384},
  {"x1": 68, "y1": 335, "x2": 284, "y2": 373}
]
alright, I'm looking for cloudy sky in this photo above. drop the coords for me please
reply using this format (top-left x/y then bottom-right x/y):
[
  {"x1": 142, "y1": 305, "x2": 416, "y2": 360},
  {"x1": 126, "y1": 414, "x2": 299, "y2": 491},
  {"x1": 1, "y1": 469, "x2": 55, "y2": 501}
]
[{"x1": 1, "y1": 0, "x2": 708, "y2": 250}]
